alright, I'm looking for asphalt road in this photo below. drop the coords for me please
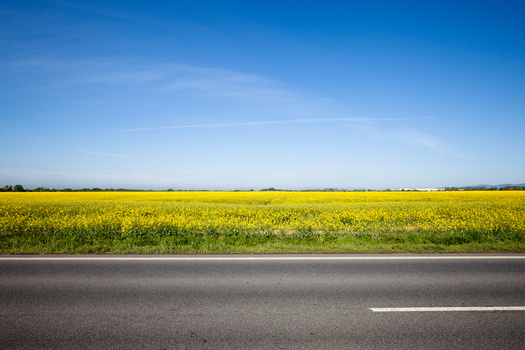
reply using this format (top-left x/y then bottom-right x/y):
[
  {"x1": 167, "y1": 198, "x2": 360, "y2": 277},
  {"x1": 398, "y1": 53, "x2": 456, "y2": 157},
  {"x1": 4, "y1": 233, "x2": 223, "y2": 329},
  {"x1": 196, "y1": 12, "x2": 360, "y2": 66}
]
[{"x1": 1, "y1": 254, "x2": 524, "y2": 349}]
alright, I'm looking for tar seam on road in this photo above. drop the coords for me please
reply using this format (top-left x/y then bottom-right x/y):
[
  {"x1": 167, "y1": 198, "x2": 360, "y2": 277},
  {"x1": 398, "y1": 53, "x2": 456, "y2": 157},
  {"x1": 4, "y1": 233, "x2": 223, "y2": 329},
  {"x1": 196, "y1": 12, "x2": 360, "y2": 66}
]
[
  {"x1": 1, "y1": 255, "x2": 525, "y2": 261},
  {"x1": 370, "y1": 307, "x2": 525, "y2": 312}
]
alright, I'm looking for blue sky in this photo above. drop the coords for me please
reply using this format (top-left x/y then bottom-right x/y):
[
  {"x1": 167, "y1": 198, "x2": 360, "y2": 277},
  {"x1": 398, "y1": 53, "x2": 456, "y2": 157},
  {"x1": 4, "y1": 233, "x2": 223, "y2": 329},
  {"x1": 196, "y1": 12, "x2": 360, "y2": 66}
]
[{"x1": 1, "y1": 0, "x2": 524, "y2": 190}]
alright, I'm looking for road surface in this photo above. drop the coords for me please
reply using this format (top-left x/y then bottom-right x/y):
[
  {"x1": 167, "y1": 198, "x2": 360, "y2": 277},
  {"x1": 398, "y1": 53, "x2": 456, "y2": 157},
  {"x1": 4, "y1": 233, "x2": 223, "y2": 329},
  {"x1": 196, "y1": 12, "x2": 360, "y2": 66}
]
[{"x1": 1, "y1": 254, "x2": 524, "y2": 349}]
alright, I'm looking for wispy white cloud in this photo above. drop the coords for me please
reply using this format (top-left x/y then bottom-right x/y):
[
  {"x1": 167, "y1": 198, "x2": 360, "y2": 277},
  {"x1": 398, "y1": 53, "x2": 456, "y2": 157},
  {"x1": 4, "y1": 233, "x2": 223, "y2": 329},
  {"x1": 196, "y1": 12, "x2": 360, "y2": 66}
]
[
  {"x1": 392, "y1": 128, "x2": 445, "y2": 151},
  {"x1": 391, "y1": 127, "x2": 473, "y2": 159},
  {"x1": 3, "y1": 58, "x2": 297, "y2": 103},
  {"x1": 85, "y1": 70, "x2": 164, "y2": 85},
  {"x1": 5, "y1": 56, "x2": 467, "y2": 161},
  {"x1": 358, "y1": 125, "x2": 473, "y2": 160},
  {"x1": 162, "y1": 65, "x2": 293, "y2": 102}
]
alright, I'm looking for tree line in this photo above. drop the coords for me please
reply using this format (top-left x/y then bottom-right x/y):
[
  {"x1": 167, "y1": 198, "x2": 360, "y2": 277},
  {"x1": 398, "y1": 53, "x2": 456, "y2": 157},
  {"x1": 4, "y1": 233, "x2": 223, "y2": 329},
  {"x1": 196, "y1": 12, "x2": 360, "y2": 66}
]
[
  {"x1": 1, "y1": 185, "x2": 524, "y2": 192},
  {"x1": 0, "y1": 185, "x2": 145, "y2": 192},
  {"x1": 443, "y1": 186, "x2": 525, "y2": 191}
]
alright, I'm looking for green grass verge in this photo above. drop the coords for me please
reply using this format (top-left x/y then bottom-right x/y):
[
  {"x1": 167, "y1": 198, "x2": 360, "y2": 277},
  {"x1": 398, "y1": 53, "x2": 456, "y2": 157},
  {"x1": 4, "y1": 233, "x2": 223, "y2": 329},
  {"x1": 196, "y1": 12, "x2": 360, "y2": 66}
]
[{"x1": 1, "y1": 230, "x2": 524, "y2": 254}]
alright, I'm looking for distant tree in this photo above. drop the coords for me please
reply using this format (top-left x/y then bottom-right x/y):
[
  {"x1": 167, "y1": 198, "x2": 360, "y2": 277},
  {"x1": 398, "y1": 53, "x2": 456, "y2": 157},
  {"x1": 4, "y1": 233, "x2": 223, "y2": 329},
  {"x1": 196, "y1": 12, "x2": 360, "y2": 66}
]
[
  {"x1": 1, "y1": 185, "x2": 13, "y2": 192},
  {"x1": 261, "y1": 187, "x2": 278, "y2": 191},
  {"x1": 13, "y1": 184, "x2": 25, "y2": 192},
  {"x1": 445, "y1": 187, "x2": 459, "y2": 191}
]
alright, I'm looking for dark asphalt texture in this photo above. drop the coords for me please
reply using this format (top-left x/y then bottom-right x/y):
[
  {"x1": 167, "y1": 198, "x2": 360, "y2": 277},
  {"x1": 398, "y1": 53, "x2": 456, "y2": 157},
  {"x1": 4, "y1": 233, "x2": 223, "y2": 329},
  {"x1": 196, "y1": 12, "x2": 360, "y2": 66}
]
[{"x1": 1, "y1": 255, "x2": 524, "y2": 349}]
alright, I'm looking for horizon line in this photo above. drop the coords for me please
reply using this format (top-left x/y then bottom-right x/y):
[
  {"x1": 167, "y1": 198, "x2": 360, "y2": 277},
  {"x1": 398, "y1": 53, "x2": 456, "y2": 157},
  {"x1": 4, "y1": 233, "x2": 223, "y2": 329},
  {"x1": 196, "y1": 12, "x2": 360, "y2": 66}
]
[{"x1": 3, "y1": 185, "x2": 524, "y2": 192}]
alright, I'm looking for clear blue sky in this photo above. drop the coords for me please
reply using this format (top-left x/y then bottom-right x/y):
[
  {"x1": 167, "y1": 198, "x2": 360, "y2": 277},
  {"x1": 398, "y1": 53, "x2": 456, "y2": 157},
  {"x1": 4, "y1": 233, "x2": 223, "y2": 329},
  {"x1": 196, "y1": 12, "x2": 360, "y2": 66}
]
[{"x1": 1, "y1": 0, "x2": 524, "y2": 190}]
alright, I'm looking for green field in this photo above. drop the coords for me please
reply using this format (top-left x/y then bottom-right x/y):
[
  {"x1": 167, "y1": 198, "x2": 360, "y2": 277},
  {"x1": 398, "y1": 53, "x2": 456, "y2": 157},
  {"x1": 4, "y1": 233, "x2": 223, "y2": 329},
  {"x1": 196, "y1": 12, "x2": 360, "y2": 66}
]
[{"x1": 1, "y1": 191, "x2": 524, "y2": 254}]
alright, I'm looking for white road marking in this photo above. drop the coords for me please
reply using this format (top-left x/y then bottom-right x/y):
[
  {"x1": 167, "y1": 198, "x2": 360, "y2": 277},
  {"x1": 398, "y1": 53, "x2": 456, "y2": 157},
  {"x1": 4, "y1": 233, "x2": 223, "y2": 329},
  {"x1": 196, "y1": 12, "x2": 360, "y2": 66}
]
[
  {"x1": 0, "y1": 255, "x2": 524, "y2": 261},
  {"x1": 370, "y1": 307, "x2": 525, "y2": 312}
]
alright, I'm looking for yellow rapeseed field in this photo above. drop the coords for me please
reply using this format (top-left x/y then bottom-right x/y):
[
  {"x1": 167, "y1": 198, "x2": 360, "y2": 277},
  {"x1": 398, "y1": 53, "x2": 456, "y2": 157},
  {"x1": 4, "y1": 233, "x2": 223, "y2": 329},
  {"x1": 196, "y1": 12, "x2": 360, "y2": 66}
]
[{"x1": 1, "y1": 191, "x2": 524, "y2": 238}]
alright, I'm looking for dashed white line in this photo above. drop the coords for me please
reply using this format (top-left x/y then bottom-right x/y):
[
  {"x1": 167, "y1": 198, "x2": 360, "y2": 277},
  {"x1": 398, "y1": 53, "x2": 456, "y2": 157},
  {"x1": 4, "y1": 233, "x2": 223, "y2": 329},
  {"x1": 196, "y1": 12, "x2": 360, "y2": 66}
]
[{"x1": 370, "y1": 307, "x2": 525, "y2": 312}]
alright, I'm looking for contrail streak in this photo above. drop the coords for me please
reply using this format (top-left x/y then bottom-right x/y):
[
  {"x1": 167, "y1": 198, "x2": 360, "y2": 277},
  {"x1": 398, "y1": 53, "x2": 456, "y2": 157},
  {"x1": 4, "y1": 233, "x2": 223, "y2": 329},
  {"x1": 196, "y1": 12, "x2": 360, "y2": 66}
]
[{"x1": 118, "y1": 117, "x2": 431, "y2": 133}]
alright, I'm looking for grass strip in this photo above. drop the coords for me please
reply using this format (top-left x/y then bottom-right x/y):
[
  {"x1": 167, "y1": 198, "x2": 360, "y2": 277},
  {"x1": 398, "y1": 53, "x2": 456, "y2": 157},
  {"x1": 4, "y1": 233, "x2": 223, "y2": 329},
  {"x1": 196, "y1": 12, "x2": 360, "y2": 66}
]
[{"x1": 1, "y1": 231, "x2": 524, "y2": 254}]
